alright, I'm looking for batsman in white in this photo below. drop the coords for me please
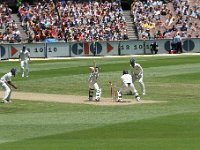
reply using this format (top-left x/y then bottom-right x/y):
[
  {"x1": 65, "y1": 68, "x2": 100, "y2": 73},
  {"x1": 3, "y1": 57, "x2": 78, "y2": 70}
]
[
  {"x1": 19, "y1": 45, "x2": 30, "y2": 77},
  {"x1": 130, "y1": 58, "x2": 146, "y2": 95},
  {"x1": 0, "y1": 68, "x2": 17, "y2": 103},
  {"x1": 88, "y1": 61, "x2": 101, "y2": 101},
  {"x1": 117, "y1": 70, "x2": 140, "y2": 102}
]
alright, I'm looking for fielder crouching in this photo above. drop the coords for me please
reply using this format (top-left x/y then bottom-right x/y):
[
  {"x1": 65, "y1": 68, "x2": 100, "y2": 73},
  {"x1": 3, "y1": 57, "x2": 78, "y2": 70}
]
[
  {"x1": 117, "y1": 70, "x2": 140, "y2": 102},
  {"x1": 88, "y1": 65, "x2": 101, "y2": 101},
  {"x1": 0, "y1": 68, "x2": 18, "y2": 103}
]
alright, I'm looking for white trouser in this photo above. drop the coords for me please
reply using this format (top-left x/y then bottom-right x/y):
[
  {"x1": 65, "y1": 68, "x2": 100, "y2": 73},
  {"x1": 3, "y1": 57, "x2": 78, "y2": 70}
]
[
  {"x1": 118, "y1": 83, "x2": 140, "y2": 101},
  {"x1": 89, "y1": 82, "x2": 101, "y2": 100},
  {"x1": 119, "y1": 83, "x2": 138, "y2": 95},
  {"x1": 20, "y1": 60, "x2": 29, "y2": 77},
  {"x1": 0, "y1": 80, "x2": 11, "y2": 101},
  {"x1": 132, "y1": 73, "x2": 145, "y2": 94}
]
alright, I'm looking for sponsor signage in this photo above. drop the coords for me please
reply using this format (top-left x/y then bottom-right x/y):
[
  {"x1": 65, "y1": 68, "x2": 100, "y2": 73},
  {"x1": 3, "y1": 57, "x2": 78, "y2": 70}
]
[{"x1": 0, "y1": 38, "x2": 199, "y2": 60}]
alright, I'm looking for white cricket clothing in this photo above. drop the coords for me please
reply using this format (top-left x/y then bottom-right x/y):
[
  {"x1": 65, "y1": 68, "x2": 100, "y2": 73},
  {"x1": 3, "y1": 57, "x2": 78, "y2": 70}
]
[
  {"x1": 117, "y1": 73, "x2": 140, "y2": 101},
  {"x1": 130, "y1": 63, "x2": 145, "y2": 94},
  {"x1": 130, "y1": 63, "x2": 143, "y2": 76},
  {"x1": 0, "y1": 72, "x2": 13, "y2": 101},
  {"x1": 88, "y1": 70, "x2": 101, "y2": 100},
  {"x1": 121, "y1": 74, "x2": 132, "y2": 84},
  {"x1": 19, "y1": 50, "x2": 30, "y2": 77},
  {"x1": 119, "y1": 74, "x2": 137, "y2": 93},
  {"x1": 19, "y1": 50, "x2": 30, "y2": 61},
  {"x1": 88, "y1": 72, "x2": 98, "y2": 84},
  {"x1": 0, "y1": 72, "x2": 12, "y2": 83}
]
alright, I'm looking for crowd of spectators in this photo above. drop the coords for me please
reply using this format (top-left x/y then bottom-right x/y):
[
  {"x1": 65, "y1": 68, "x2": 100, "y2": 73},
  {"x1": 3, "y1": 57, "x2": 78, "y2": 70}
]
[
  {"x1": 131, "y1": 0, "x2": 200, "y2": 40},
  {"x1": 18, "y1": 0, "x2": 128, "y2": 42},
  {"x1": 0, "y1": 3, "x2": 22, "y2": 43},
  {"x1": 0, "y1": 0, "x2": 199, "y2": 43}
]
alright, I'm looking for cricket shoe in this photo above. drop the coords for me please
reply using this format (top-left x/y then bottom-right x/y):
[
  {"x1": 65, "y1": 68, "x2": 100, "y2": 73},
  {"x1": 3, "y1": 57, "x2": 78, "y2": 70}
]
[
  {"x1": 95, "y1": 98, "x2": 100, "y2": 102},
  {"x1": 117, "y1": 98, "x2": 123, "y2": 102},
  {"x1": 1, "y1": 100, "x2": 8, "y2": 104},
  {"x1": 135, "y1": 96, "x2": 140, "y2": 102},
  {"x1": 88, "y1": 98, "x2": 93, "y2": 101}
]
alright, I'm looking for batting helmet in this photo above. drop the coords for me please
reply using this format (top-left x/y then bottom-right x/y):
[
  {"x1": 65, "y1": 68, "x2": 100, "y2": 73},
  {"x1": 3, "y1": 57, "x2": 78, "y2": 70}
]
[
  {"x1": 123, "y1": 70, "x2": 128, "y2": 75},
  {"x1": 11, "y1": 68, "x2": 17, "y2": 76},
  {"x1": 95, "y1": 64, "x2": 101, "y2": 70}
]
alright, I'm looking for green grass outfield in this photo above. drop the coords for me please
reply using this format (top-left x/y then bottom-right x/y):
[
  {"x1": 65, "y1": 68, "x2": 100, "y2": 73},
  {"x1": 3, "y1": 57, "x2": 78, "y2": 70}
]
[{"x1": 0, "y1": 54, "x2": 200, "y2": 150}]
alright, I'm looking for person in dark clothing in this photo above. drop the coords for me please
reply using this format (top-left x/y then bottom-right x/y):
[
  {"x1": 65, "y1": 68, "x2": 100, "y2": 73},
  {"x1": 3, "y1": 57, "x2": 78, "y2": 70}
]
[{"x1": 150, "y1": 41, "x2": 159, "y2": 54}]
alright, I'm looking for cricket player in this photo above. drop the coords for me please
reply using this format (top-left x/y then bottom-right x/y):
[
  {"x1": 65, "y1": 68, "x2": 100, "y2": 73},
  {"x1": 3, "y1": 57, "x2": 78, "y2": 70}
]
[
  {"x1": 117, "y1": 70, "x2": 140, "y2": 102},
  {"x1": 0, "y1": 68, "x2": 17, "y2": 103},
  {"x1": 130, "y1": 58, "x2": 146, "y2": 95},
  {"x1": 19, "y1": 45, "x2": 30, "y2": 77},
  {"x1": 88, "y1": 62, "x2": 101, "y2": 101}
]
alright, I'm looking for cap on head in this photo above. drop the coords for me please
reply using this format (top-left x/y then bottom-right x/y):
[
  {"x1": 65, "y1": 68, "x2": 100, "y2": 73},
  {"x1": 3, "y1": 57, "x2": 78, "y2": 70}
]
[
  {"x1": 123, "y1": 70, "x2": 128, "y2": 75},
  {"x1": 11, "y1": 68, "x2": 17, "y2": 76},
  {"x1": 130, "y1": 58, "x2": 135, "y2": 67},
  {"x1": 130, "y1": 58, "x2": 135, "y2": 63}
]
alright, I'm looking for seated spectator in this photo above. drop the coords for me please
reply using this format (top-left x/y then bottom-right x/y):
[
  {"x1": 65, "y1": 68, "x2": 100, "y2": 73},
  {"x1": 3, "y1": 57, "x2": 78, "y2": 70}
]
[
  {"x1": 131, "y1": 0, "x2": 200, "y2": 39},
  {"x1": 18, "y1": 0, "x2": 128, "y2": 42},
  {"x1": 12, "y1": 28, "x2": 21, "y2": 42},
  {"x1": 160, "y1": 5, "x2": 169, "y2": 16},
  {"x1": 154, "y1": 30, "x2": 164, "y2": 39},
  {"x1": 169, "y1": 25, "x2": 177, "y2": 32},
  {"x1": 0, "y1": 32, "x2": 3, "y2": 41},
  {"x1": 180, "y1": 22, "x2": 187, "y2": 31}
]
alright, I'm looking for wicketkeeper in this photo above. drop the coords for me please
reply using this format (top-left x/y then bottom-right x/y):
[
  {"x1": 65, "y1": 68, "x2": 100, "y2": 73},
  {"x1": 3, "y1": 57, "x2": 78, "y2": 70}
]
[
  {"x1": 117, "y1": 70, "x2": 140, "y2": 102},
  {"x1": 88, "y1": 61, "x2": 101, "y2": 101}
]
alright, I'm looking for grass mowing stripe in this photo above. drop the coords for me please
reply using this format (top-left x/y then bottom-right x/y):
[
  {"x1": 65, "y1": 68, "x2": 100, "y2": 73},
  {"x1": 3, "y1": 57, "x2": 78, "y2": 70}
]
[
  {"x1": 153, "y1": 72, "x2": 200, "y2": 84},
  {"x1": 0, "y1": 97, "x2": 199, "y2": 145},
  {"x1": 0, "y1": 55, "x2": 200, "y2": 150},
  {"x1": 144, "y1": 63, "x2": 200, "y2": 77},
  {"x1": 0, "y1": 112, "x2": 199, "y2": 150}
]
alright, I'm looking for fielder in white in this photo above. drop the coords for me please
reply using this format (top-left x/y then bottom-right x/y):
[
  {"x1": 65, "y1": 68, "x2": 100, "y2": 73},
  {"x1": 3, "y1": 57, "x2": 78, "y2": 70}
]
[
  {"x1": 0, "y1": 68, "x2": 17, "y2": 103},
  {"x1": 117, "y1": 70, "x2": 140, "y2": 102},
  {"x1": 88, "y1": 62, "x2": 101, "y2": 101},
  {"x1": 19, "y1": 45, "x2": 30, "y2": 77},
  {"x1": 130, "y1": 58, "x2": 146, "y2": 95}
]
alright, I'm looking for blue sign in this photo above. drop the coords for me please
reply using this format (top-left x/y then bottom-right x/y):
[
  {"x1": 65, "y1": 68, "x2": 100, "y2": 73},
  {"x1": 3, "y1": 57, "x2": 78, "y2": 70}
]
[
  {"x1": 183, "y1": 40, "x2": 195, "y2": 51},
  {"x1": 90, "y1": 42, "x2": 102, "y2": 54},
  {"x1": 0, "y1": 46, "x2": 6, "y2": 57},
  {"x1": 72, "y1": 42, "x2": 103, "y2": 55},
  {"x1": 72, "y1": 43, "x2": 84, "y2": 55},
  {"x1": 164, "y1": 40, "x2": 171, "y2": 52}
]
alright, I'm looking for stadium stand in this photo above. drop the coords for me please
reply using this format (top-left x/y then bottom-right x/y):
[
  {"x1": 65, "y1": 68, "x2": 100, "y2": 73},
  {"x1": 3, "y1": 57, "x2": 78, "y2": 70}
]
[
  {"x1": 131, "y1": 0, "x2": 200, "y2": 40},
  {"x1": 0, "y1": 0, "x2": 199, "y2": 42},
  {"x1": 17, "y1": 0, "x2": 129, "y2": 42},
  {"x1": 0, "y1": 3, "x2": 22, "y2": 43}
]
